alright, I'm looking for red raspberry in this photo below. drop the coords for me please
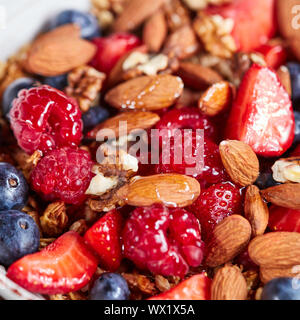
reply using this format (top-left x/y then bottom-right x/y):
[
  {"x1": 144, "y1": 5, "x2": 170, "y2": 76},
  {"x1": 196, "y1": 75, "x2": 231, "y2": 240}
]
[
  {"x1": 122, "y1": 205, "x2": 205, "y2": 278},
  {"x1": 90, "y1": 33, "x2": 142, "y2": 74},
  {"x1": 189, "y1": 182, "x2": 243, "y2": 240},
  {"x1": 31, "y1": 147, "x2": 94, "y2": 205},
  {"x1": 10, "y1": 85, "x2": 82, "y2": 154}
]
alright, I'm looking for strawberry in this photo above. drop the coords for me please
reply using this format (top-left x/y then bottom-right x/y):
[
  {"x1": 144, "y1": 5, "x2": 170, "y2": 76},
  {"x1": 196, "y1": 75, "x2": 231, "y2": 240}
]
[
  {"x1": 226, "y1": 64, "x2": 294, "y2": 157},
  {"x1": 256, "y1": 43, "x2": 287, "y2": 69},
  {"x1": 149, "y1": 273, "x2": 211, "y2": 300},
  {"x1": 204, "y1": 0, "x2": 276, "y2": 53},
  {"x1": 84, "y1": 210, "x2": 122, "y2": 271},
  {"x1": 6, "y1": 231, "x2": 98, "y2": 294},
  {"x1": 269, "y1": 205, "x2": 300, "y2": 233}
]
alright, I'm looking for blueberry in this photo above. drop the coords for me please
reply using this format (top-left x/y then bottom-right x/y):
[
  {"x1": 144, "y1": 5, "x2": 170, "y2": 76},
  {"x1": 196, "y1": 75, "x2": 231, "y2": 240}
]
[
  {"x1": 0, "y1": 163, "x2": 28, "y2": 211},
  {"x1": 43, "y1": 74, "x2": 68, "y2": 90},
  {"x1": 82, "y1": 106, "x2": 110, "y2": 132},
  {"x1": 2, "y1": 78, "x2": 37, "y2": 120},
  {"x1": 293, "y1": 111, "x2": 300, "y2": 145},
  {"x1": 287, "y1": 62, "x2": 300, "y2": 106},
  {"x1": 261, "y1": 278, "x2": 300, "y2": 300},
  {"x1": 49, "y1": 10, "x2": 100, "y2": 40},
  {"x1": 89, "y1": 273, "x2": 130, "y2": 300},
  {"x1": 255, "y1": 171, "x2": 280, "y2": 190}
]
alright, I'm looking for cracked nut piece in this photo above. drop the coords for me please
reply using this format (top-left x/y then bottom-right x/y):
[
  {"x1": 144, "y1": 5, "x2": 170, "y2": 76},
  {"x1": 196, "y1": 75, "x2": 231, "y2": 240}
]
[
  {"x1": 164, "y1": 0, "x2": 191, "y2": 32},
  {"x1": 183, "y1": 0, "x2": 232, "y2": 10},
  {"x1": 65, "y1": 66, "x2": 106, "y2": 112},
  {"x1": 272, "y1": 157, "x2": 300, "y2": 183}
]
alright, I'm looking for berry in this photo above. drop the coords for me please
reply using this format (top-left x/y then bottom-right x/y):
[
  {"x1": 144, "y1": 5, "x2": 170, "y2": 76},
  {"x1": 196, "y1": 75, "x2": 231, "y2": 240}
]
[
  {"x1": 89, "y1": 273, "x2": 130, "y2": 300},
  {"x1": 293, "y1": 111, "x2": 300, "y2": 145},
  {"x1": 7, "y1": 231, "x2": 98, "y2": 294},
  {"x1": 261, "y1": 278, "x2": 300, "y2": 300},
  {"x1": 256, "y1": 43, "x2": 287, "y2": 69},
  {"x1": 2, "y1": 78, "x2": 37, "y2": 120},
  {"x1": 31, "y1": 147, "x2": 94, "y2": 205},
  {"x1": 83, "y1": 106, "x2": 110, "y2": 132},
  {"x1": 189, "y1": 182, "x2": 243, "y2": 240},
  {"x1": 204, "y1": 0, "x2": 276, "y2": 53},
  {"x1": 49, "y1": 10, "x2": 100, "y2": 39},
  {"x1": 0, "y1": 210, "x2": 40, "y2": 267},
  {"x1": 287, "y1": 62, "x2": 300, "y2": 106},
  {"x1": 43, "y1": 74, "x2": 68, "y2": 90},
  {"x1": 269, "y1": 205, "x2": 300, "y2": 233},
  {"x1": 122, "y1": 205, "x2": 205, "y2": 278},
  {"x1": 10, "y1": 85, "x2": 83, "y2": 154},
  {"x1": 84, "y1": 210, "x2": 122, "y2": 271},
  {"x1": 0, "y1": 162, "x2": 28, "y2": 211},
  {"x1": 90, "y1": 33, "x2": 142, "y2": 74},
  {"x1": 255, "y1": 172, "x2": 279, "y2": 189},
  {"x1": 149, "y1": 274, "x2": 211, "y2": 300},
  {"x1": 226, "y1": 64, "x2": 294, "y2": 157},
  {"x1": 234, "y1": 248, "x2": 258, "y2": 271}
]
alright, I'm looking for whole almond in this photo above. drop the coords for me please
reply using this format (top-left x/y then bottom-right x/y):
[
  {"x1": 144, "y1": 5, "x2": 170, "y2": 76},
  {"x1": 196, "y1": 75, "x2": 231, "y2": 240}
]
[
  {"x1": 198, "y1": 81, "x2": 232, "y2": 116},
  {"x1": 116, "y1": 174, "x2": 200, "y2": 208},
  {"x1": 143, "y1": 10, "x2": 167, "y2": 52},
  {"x1": 25, "y1": 24, "x2": 96, "y2": 76},
  {"x1": 248, "y1": 232, "x2": 300, "y2": 268},
  {"x1": 261, "y1": 183, "x2": 300, "y2": 210},
  {"x1": 260, "y1": 266, "x2": 297, "y2": 284},
  {"x1": 105, "y1": 75, "x2": 184, "y2": 111},
  {"x1": 88, "y1": 111, "x2": 160, "y2": 139},
  {"x1": 277, "y1": 66, "x2": 292, "y2": 97},
  {"x1": 114, "y1": 0, "x2": 167, "y2": 32},
  {"x1": 205, "y1": 215, "x2": 252, "y2": 267},
  {"x1": 244, "y1": 185, "x2": 269, "y2": 237},
  {"x1": 276, "y1": 0, "x2": 299, "y2": 40},
  {"x1": 219, "y1": 140, "x2": 259, "y2": 187},
  {"x1": 211, "y1": 265, "x2": 248, "y2": 300}
]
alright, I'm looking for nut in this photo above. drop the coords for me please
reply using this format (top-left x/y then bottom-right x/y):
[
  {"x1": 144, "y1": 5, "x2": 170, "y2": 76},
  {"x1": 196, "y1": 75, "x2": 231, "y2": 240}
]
[
  {"x1": 205, "y1": 215, "x2": 252, "y2": 267},
  {"x1": 277, "y1": 65, "x2": 292, "y2": 97},
  {"x1": 69, "y1": 219, "x2": 88, "y2": 236},
  {"x1": 198, "y1": 81, "x2": 232, "y2": 116},
  {"x1": 137, "y1": 54, "x2": 169, "y2": 76},
  {"x1": 25, "y1": 24, "x2": 96, "y2": 76},
  {"x1": 260, "y1": 266, "x2": 297, "y2": 284},
  {"x1": 211, "y1": 264, "x2": 248, "y2": 300},
  {"x1": 261, "y1": 183, "x2": 300, "y2": 210},
  {"x1": 244, "y1": 185, "x2": 269, "y2": 237},
  {"x1": 122, "y1": 273, "x2": 157, "y2": 295},
  {"x1": 248, "y1": 232, "x2": 300, "y2": 268},
  {"x1": 65, "y1": 66, "x2": 106, "y2": 112},
  {"x1": 105, "y1": 74, "x2": 183, "y2": 111},
  {"x1": 219, "y1": 140, "x2": 260, "y2": 187},
  {"x1": 272, "y1": 157, "x2": 300, "y2": 183},
  {"x1": 183, "y1": 0, "x2": 232, "y2": 10},
  {"x1": 123, "y1": 52, "x2": 149, "y2": 71},
  {"x1": 116, "y1": 173, "x2": 200, "y2": 208},
  {"x1": 164, "y1": 0, "x2": 191, "y2": 32}
]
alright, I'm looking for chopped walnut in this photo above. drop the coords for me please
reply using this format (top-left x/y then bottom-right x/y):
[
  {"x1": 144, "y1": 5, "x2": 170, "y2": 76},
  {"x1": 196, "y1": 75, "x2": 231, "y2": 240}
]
[
  {"x1": 155, "y1": 275, "x2": 171, "y2": 292},
  {"x1": 69, "y1": 219, "x2": 88, "y2": 236},
  {"x1": 22, "y1": 197, "x2": 43, "y2": 235},
  {"x1": 65, "y1": 66, "x2": 106, "y2": 112},
  {"x1": 194, "y1": 12, "x2": 237, "y2": 59},
  {"x1": 243, "y1": 270, "x2": 260, "y2": 300},
  {"x1": 164, "y1": 0, "x2": 191, "y2": 32},
  {"x1": 49, "y1": 292, "x2": 87, "y2": 300},
  {"x1": 122, "y1": 273, "x2": 157, "y2": 295},
  {"x1": 40, "y1": 201, "x2": 68, "y2": 237},
  {"x1": 39, "y1": 238, "x2": 56, "y2": 250}
]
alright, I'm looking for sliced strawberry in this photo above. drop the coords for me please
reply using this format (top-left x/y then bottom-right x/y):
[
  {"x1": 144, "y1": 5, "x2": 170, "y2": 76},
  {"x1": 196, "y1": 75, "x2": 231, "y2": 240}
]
[
  {"x1": 6, "y1": 231, "x2": 98, "y2": 294},
  {"x1": 269, "y1": 205, "x2": 300, "y2": 233},
  {"x1": 256, "y1": 43, "x2": 287, "y2": 69},
  {"x1": 149, "y1": 274, "x2": 211, "y2": 300},
  {"x1": 226, "y1": 64, "x2": 294, "y2": 157},
  {"x1": 84, "y1": 209, "x2": 122, "y2": 271},
  {"x1": 204, "y1": 0, "x2": 276, "y2": 52}
]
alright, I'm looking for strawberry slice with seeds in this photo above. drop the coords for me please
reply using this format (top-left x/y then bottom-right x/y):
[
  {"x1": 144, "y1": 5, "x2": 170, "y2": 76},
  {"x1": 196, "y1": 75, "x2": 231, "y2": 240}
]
[
  {"x1": 149, "y1": 274, "x2": 211, "y2": 300},
  {"x1": 6, "y1": 231, "x2": 98, "y2": 294},
  {"x1": 269, "y1": 205, "x2": 300, "y2": 233},
  {"x1": 226, "y1": 64, "x2": 294, "y2": 157},
  {"x1": 84, "y1": 210, "x2": 123, "y2": 271}
]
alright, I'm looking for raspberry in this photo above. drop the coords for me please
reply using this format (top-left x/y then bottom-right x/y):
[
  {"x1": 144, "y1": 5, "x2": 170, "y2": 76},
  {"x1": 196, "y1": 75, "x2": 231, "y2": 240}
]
[
  {"x1": 189, "y1": 182, "x2": 243, "y2": 240},
  {"x1": 122, "y1": 205, "x2": 205, "y2": 278},
  {"x1": 10, "y1": 85, "x2": 83, "y2": 154},
  {"x1": 31, "y1": 147, "x2": 94, "y2": 205}
]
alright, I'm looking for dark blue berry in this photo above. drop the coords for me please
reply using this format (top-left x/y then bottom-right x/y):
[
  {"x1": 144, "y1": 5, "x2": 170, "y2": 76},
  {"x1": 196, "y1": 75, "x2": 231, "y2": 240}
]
[
  {"x1": 43, "y1": 74, "x2": 68, "y2": 90},
  {"x1": 2, "y1": 78, "x2": 37, "y2": 120},
  {"x1": 89, "y1": 273, "x2": 130, "y2": 300},
  {"x1": 0, "y1": 163, "x2": 28, "y2": 211},
  {"x1": 82, "y1": 106, "x2": 110, "y2": 132},
  {"x1": 287, "y1": 62, "x2": 300, "y2": 107},
  {"x1": 261, "y1": 278, "x2": 300, "y2": 300},
  {"x1": 293, "y1": 111, "x2": 300, "y2": 145},
  {"x1": 0, "y1": 210, "x2": 40, "y2": 267},
  {"x1": 255, "y1": 171, "x2": 280, "y2": 190},
  {"x1": 49, "y1": 10, "x2": 101, "y2": 40}
]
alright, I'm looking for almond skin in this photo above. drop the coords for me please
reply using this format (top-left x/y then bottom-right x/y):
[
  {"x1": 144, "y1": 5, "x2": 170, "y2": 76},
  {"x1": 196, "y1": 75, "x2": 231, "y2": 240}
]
[
  {"x1": 211, "y1": 265, "x2": 248, "y2": 300},
  {"x1": 105, "y1": 75, "x2": 184, "y2": 111},
  {"x1": 116, "y1": 174, "x2": 200, "y2": 208},
  {"x1": 205, "y1": 215, "x2": 252, "y2": 267},
  {"x1": 25, "y1": 24, "x2": 96, "y2": 76},
  {"x1": 248, "y1": 232, "x2": 300, "y2": 268},
  {"x1": 260, "y1": 266, "x2": 297, "y2": 284},
  {"x1": 88, "y1": 111, "x2": 160, "y2": 139},
  {"x1": 261, "y1": 183, "x2": 300, "y2": 210},
  {"x1": 244, "y1": 185, "x2": 269, "y2": 237},
  {"x1": 219, "y1": 140, "x2": 259, "y2": 187},
  {"x1": 277, "y1": 66, "x2": 292, "y2": 97}
]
